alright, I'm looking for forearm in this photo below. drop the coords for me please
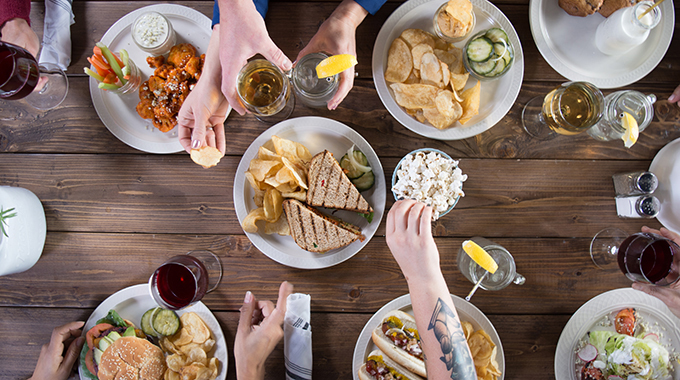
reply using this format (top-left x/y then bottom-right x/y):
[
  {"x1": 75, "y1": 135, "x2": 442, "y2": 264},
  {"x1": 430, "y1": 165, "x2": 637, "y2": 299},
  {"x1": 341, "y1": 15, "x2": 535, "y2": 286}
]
[
  {"x1": 202, "y1": 25, "x2": 222, "y2": 83},
  {"x1": 407, "y1": 274, "x2": 476, "y2": 380},
  {"x1": 329, "y1": 0, "x2": 368, "y2": 29}
]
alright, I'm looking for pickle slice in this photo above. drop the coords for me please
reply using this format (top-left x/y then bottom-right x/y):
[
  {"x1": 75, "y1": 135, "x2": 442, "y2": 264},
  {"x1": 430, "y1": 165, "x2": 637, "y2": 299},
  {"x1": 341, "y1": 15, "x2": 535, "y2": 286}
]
[
  {"x1": 152, "y1": 308, "x2": 181, "y2": 336},
  {"x1": 141, "y1": 307, "x2": 160, "y2": 337}
]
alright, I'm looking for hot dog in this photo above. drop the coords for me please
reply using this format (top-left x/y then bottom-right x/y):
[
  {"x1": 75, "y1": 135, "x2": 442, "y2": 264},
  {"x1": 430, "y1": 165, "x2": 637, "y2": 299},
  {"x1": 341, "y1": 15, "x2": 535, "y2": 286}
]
[
  {"x1": 370, "y1": 310, "x2": 426, "y2": 377},
  {"x1": 358, "y1": 349, "x2": 424, "y2": 380}
]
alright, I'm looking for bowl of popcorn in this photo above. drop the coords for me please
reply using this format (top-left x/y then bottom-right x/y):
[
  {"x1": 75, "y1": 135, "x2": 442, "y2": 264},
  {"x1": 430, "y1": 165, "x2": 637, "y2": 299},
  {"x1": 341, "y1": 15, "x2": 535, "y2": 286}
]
[{"x1": 391, "y1": 148, "x2": 467, "y2": 220}]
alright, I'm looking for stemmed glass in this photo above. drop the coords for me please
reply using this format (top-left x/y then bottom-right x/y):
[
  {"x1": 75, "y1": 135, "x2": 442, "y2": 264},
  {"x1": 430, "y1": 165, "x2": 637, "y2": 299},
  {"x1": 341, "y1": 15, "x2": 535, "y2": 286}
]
[
  {"x1": 149, "y1": 250, "x2": 223, "y2": 310},
  {"x1": 0, "y1": 41, "x2": 68, "y2": 110},
  {"x1": 522, "y1": 81, "x2": 604, "y2": 140},
  {"x1": 590, "y1": 228, "x2": 680, "y2": 286},
  {"x1": 236, "y1": 59, "x2": 295, "y2": 123}
]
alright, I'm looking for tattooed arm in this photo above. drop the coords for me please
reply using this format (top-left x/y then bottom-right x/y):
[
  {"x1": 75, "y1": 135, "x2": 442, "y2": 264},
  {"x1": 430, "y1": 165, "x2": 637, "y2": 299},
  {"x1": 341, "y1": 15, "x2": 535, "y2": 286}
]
[{"x1": 386, "y1": 200, "x2": 477, "y2": 380}]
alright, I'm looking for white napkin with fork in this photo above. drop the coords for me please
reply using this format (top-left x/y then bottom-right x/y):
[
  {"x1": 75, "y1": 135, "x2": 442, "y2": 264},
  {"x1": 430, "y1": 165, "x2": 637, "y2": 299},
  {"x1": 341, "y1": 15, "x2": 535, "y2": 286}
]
[
  {"x1": 284, "y1": 293, "x2": 313, "y2": 380},
  {"x1": 39, "y1": 0, "x2": 75, "y2": 70}
]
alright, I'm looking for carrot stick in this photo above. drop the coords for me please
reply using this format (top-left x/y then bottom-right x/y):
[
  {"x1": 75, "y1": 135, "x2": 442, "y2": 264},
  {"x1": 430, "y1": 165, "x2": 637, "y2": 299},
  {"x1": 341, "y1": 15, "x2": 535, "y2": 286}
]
[
  {"x1": 103, "y1": 72, "x2": 117, "y2": 84},
  {"x1": 87, "y1": 57, "x2": 109, "y2": 77}
]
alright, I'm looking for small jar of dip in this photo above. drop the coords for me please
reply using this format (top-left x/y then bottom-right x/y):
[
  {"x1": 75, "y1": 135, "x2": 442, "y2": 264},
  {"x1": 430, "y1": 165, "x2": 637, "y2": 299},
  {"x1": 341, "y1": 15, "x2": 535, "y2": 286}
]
[{"x1": 131, "y1": 11, "x2": 176, "y2": 56}]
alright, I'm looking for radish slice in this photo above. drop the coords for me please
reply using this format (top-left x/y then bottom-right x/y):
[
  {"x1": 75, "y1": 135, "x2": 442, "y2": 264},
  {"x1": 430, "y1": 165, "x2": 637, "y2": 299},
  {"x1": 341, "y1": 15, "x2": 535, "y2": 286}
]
[
  {"x1": 644, "y1": 333, "x2": 659, "y2": 342},
  {"x1": 578, "y1": 344, "x2": 598, "y2": 362}
]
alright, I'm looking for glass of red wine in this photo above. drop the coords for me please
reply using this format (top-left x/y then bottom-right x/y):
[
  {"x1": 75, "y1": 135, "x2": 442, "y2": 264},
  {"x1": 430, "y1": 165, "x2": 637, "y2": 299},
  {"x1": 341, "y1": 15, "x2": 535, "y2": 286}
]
[
  {"x1": 590, "y1": 228, "x2": 680, "y2": 286},
  {"x1": 0, "y1": 41, "x2": 68, "y2": 110},
  {"x1": 149, "y1": 250, "x2": 223, "y2": 310}
]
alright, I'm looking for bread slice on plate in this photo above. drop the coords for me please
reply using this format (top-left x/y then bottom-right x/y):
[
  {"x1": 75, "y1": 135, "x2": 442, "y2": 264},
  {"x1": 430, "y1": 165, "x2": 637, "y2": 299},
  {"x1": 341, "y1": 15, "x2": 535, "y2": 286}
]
[
  {"x1": 283, "y1": 199, "x2": 365, "y2": 253},
  {"x1": 306, "y1": 150, "x2": 373, "y2": 215}
]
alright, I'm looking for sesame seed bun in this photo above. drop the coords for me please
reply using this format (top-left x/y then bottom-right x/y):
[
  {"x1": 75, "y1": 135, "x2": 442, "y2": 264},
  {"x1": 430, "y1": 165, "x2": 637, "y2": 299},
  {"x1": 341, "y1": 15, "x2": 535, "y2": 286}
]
[{"x1": 97, "y1": 336, "x2": 166, "y2": 380}]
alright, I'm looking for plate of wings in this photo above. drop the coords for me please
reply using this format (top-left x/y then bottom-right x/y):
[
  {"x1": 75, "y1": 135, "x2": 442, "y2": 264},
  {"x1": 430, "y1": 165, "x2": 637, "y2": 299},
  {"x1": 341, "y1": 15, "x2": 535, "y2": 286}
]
[{"x1": 90, "y1": 4, "x2": 230, "y2": 153}]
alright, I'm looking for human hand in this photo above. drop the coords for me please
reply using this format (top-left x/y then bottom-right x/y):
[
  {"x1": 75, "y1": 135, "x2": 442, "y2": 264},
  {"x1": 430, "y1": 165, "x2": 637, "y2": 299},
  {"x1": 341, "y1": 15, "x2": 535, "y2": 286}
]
[
  {"x1": 386, "y1": 200, "x2": 441, "y2": 283},
  {"x1": 218, "y1": 0, "x2": 293, "y2": 116},
  {"x1": 669, "y1": 84, "x2": 680, "y2": 106},
  {"x1": 1, "y1": 18, "x2": 40, "y2": 59},
  {"x1": 234, "y1": 281, "x2": 294, "y2": 380},
  {"x1": 632, "y1": 226, "x2": 680, "y2": 318},
  {"x1": 295, "y1": 0, "x2": 367, "y2": 110},
  {"x1": 29, "y1": 321, "x2": 85, "y2": 380}
]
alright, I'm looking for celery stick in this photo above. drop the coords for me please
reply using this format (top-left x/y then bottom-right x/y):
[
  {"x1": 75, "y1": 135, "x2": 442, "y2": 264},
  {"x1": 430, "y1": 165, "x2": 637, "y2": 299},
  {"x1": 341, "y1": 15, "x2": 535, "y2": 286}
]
[
  {"x1": 84, "y1": 67, "x2": 104, "y2": 82},
  {"x1": 96, "y1": 42, "x2": 125, "y2": 84},
  {"x1": 120, "y1": 49, "x2": 129, "y2": 67},
  {"x1": 98, "y1": 82, "x2": 121, "y2": 91}
]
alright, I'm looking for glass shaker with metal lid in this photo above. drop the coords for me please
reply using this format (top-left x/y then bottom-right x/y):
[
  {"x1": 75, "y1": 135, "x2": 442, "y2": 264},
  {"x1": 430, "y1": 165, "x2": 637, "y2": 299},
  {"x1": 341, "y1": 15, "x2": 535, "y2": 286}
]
[
  {"x1": 615, "y1": 195, "x2": 660, "y2": 218},
  {"x1": 612, "y1": 171, "x2": 658, "y2": 196}
]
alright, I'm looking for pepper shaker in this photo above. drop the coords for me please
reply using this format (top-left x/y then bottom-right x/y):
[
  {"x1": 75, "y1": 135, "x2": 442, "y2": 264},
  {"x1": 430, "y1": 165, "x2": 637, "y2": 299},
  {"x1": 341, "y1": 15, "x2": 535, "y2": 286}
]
[
  {"x1": 612, "y1": 171, "x2": 658, "y2": 196},
  {"x1": 615, "y1": 195, "x2": 660, "y2": 218}
]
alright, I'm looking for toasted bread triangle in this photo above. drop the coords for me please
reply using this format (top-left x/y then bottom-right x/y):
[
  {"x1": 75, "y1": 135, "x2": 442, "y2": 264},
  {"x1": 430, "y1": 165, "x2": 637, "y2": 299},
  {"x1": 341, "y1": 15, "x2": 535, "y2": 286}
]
[
  {"x1": 283, "y1": 199, "x2": 364, "y2": 253},
  {"x1": 306, "y1": 150, "x2": 373, "y2": 214}
]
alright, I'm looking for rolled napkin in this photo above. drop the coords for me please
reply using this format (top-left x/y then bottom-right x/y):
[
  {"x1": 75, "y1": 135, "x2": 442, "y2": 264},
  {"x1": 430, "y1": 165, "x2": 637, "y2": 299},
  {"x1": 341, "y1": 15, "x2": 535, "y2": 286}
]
[
  {"x1": 39, "y1": 0, "x2": 75, "y2": 70},
  {"x1": 284, "y1": 293, "x2": 312, "y2": 380}
]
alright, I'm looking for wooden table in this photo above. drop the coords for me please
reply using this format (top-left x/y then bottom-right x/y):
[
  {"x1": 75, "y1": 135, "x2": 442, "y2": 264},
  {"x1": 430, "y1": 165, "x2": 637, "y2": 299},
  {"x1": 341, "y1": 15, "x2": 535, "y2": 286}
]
[{"x1": 2, "y1": 0, "x2": 679, "y2": 378}]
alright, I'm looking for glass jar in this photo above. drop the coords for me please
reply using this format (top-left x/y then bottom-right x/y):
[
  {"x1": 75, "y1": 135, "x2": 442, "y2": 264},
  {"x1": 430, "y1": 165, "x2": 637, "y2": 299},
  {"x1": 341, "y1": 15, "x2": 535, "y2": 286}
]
[
  {"x1": 587, "y1": 90, "x2": 656, "y2": 141},
  {"x1": 595, "y1": 0, "x2": 661, "y2": 56},
  {"x1": 106, "y1": 58, "x2": 142, "y2": 95},
  {"x1": 292, "y1": 52, "x2": 339, "y2": 108},
  {"x1": 131, "y1": 11, "x2": 176, "y2": 56},
  {"x1": 433, "y1": 2, "x2": 476, "y2": 43}
]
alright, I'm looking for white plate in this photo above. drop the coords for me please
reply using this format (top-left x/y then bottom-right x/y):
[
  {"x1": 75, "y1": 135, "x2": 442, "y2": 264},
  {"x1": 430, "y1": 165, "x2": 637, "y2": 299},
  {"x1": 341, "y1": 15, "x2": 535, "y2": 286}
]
[
  {"x1": 372, "y1": 0, "x2": 524, "y2": 140},
  {"x1": 78, "y1": 284, "x2": 227, "y2": 380},
  {"x1": 554, "y1": 288, "x2": 680, "y2": 380},
  {"x1": 233, "y1": 116, "x2": 386, "y2": 269},
  {"x1": 650, "y1": 137, "x2": 680, "y2": 234},
  {"x1": 91, "y1": 4, "x2": 231, "y2": 153},
  {"x1": 529, "y1": 0, "x2": 675, "y2": 89},
  {"x1": 352, "y1": 294, "x2": 505, "y2": 379}
]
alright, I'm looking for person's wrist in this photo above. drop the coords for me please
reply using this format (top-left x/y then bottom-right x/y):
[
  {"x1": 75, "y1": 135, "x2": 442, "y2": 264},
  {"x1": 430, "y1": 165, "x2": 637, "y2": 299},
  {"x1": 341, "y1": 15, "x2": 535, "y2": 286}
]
[
  {"x1": 402, "y1": 266, "x2": 446, "y2": 287},
  {"x1": 331, "y1": 0, "x2": 368, "y2": 29},
  {"x1": 235, "y1": 354, "x2": 266, "y2": 380}
]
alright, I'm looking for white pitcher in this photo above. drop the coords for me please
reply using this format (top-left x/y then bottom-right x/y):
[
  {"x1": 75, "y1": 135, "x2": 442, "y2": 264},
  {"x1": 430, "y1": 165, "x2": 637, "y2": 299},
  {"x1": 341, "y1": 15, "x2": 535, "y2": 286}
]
[{"x1": 0, "y1": 186, "x2": 47, "y2": 276}]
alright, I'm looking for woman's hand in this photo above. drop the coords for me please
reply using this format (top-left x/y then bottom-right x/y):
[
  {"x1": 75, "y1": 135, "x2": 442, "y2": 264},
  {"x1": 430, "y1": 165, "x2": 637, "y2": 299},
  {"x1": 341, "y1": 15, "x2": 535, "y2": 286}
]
[
  {"x1": 295, "y1": 0, "x2": 367, "y2": 110},
  {"x1": 234, "y1": 281, "x2": 294, "y2": 380},
  {"x1": 1, "y1": 18, "x2": 40, "y2": 58},
  {"x1": 29, "y1": 321, "x2": 85, "y2": 380}
]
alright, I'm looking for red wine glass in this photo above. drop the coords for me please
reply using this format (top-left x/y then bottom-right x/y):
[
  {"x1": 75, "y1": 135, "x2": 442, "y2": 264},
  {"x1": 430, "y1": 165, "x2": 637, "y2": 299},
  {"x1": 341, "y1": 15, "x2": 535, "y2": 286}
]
[
  {"x1": 591, "y1": 228, "x2": 680, "y2": 286},
  {"x1": 0, "y1": 41, "x2": 68, "y2": 110},
  {"x1": 149, "y1": 250, "x2": 222, "y2": 310}
]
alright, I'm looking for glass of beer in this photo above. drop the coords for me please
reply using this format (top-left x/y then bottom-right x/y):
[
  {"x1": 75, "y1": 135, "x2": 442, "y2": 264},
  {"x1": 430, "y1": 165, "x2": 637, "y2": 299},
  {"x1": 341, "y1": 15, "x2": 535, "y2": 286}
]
[
  {"x1": 590, "y1": 228, "x2": 680, "y2": 286},
  {"x1": 522, "y1": 81, "x2": 604, "y2": 140},
  {"x1": 237, "y1": 59, "x2": 295, "y2": 123},
  {"x1": 149, "y1": 250, "x2": 222, "y2": 310}
]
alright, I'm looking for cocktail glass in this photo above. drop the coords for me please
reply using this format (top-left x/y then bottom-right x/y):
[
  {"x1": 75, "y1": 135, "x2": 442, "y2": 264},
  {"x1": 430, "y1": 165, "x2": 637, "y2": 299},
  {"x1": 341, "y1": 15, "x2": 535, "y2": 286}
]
[
  {"x1": 457, "y1": 237, "x2": 525, "y2": 292},
  {"x1": 522, "y1": 81, "x2": 604, "y2": 140},
  {"x1": 291, "y1": 52, "x2": 339, "y2": 109}
]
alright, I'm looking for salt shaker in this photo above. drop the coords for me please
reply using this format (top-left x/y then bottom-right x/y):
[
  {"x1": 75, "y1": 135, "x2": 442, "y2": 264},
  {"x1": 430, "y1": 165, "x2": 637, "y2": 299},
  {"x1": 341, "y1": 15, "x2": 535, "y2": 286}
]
[
  {"x1": 615, "y1": 195, "x2": 660, "y2": 218},
  {"x1": 612, "y1": 171, "x2": 658, "y2": 196}
]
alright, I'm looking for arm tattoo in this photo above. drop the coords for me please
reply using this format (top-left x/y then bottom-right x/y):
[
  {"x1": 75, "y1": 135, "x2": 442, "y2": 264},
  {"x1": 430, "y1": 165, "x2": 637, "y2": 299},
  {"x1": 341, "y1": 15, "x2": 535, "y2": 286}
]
[{"x1": 428, "y1": 298, "x2": 476, "y2": 380}]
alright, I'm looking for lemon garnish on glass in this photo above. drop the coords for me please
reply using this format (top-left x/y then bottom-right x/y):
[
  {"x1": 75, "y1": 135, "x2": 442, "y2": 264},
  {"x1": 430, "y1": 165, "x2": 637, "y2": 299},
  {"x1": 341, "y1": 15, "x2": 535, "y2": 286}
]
[
  {"x1": 621, "y1": 111, "x2": 639, "y2": 148},
  {"x1": 315, "y1": 54, "x2": 358, "y2": 78},
  {"x1": 462, "y1": 240, "x2": 498, "y2": 274}
]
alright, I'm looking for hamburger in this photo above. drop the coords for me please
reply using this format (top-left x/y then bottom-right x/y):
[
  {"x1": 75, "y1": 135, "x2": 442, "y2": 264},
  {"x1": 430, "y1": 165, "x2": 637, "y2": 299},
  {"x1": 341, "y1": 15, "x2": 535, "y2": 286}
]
[{"x1": 81, "y1": 309, "x2": 166, "y2": 380}]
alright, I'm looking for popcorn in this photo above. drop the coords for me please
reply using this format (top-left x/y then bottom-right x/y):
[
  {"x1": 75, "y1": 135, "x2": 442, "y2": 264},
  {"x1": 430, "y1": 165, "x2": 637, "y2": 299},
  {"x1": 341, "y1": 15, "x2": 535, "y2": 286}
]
[{"x1": 392, "y1": 150, "x2": 467, "y2": 220}]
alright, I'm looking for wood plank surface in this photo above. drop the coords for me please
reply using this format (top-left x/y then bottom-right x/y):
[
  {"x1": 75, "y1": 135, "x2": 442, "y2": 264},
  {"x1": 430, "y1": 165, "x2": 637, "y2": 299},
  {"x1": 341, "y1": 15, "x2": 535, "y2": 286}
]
[{"x1": 0, "y1": 307, "x2": 568, "y2": 380}]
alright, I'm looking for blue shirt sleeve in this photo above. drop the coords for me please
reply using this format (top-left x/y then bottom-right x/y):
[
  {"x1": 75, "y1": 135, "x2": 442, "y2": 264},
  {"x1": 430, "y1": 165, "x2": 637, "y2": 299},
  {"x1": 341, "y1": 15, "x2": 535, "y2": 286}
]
[
  {"x1": 212, "y1": 0, "x2": 269, "y2": 28},
  {"x1": 353, "y1": 0, "x2": 387, "y2": 15}
]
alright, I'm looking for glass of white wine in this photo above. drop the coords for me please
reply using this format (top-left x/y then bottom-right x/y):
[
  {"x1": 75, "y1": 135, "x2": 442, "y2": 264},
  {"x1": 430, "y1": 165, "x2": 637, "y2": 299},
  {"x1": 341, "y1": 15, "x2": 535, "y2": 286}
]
[
  {"x1": 236, "y1": 59, "x2": 295, "y2": 123},
  {"x1": 522, "y1": 81, "x2": 604, "y2": 140}
]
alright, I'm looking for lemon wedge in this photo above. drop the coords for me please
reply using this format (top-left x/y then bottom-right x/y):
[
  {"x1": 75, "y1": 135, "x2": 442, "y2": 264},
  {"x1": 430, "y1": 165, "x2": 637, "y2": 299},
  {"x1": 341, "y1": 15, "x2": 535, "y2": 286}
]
[
  {"x1": 315, "y1": 54, "x2": 358, "y2": 79},
  {"x1": 462, "y1": 240, "x2": 498, "y2": 274},
  {"x1": 621, "y1": 111, "x2": 639, "y2": 148}
]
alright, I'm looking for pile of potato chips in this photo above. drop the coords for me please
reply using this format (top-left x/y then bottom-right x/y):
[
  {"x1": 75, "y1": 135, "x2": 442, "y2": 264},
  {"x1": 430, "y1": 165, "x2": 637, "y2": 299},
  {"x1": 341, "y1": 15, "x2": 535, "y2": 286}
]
[
  {"x1": 241, "y1": 136, "x2": 312, "y2": 236},
  {"x1": 160, "y1": 312, "x2": 219, "y2": 380},
  {"x1": 462, "y1": 321, "x2": 502, "y2": 380},
  {"x1": 385, "y1": 28, "x2": 481, "y2": 129},
  {"x1": 437, "y1": 0, "x2": 475, "y2": 38}
]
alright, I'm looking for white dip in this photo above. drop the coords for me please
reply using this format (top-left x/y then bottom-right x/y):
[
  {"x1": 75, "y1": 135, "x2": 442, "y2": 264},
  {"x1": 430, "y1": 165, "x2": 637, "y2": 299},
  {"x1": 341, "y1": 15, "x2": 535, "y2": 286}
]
[{"x1": 133, "y1": 12, "x2": 169, "y2": 48}]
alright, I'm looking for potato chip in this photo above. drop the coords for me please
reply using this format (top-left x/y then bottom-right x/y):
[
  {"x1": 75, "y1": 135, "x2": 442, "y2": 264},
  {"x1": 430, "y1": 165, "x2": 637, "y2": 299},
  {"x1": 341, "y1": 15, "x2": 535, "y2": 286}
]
[
  {"x1": 253, "y1": 189, "x2": 265, "y2": 207},
  {"x1": 167, "y1": 353, "x2": 186, "y2": 372},
  {"x1": 436, "y1": 11, "x2": 456, "y2": 38},
  {"x1": 390, "y1": 83, "x2": 438, "y2": 109},
  {"x1": 448, "y1": 46, "x2": 466, "y2": 75},
  {"x1": 257, "y1": 146, "x2": 281, "y2": 162},
  {"x1": 180, "y1": 363, "x2": 212, "y2": 380},
  {"x1": 446, "y1": 0, "x2": 473, "y2": 26},
  {"x1": 435, "y1": 90, "x2": 463, "y2": 120},
  {"x1": 202, "y1": 339, "x2": 216, "y2": 353},
  {"x1": 170, "y1": 327, "x2": 194, "y2": 346},
  {"x1": 190, "y1": 146, "x2": 223, "y2": 169},
  {"x1": 181, "y1": 312, "x2": 211, "y2": 344},
  {"x1": 420, "y1": 52, "x2": 443, "y2": 88},
  {"x1": 385, "y1": 38, "x2": 412, "y2": 83},
  {"x1": 468, "y1": 330, "x2": 494, "y2": 361},
  {"x1": 281, "y1": 156, "x2": 308, "y2": 190},
  {"x1": 423, "y1": 107, "x2": 456, "y2": 130},
  {"x1": 404, "y1": 70, "x2": 420, "y2": 84},
  {"x1": 264, "y1": 214, "x2": 290, "y2": 236},
  {"x1": 247, "y1": 159, "x2": 283, "y2": 182},
  {"x1": 208, "y1": 358, "x2": 219, "y2": 380},
  {"x1": 415, "y1": 109, "x2": 426, "y2": 123},
  {"x1": 242, "y1": 207, "x2": 266, "y2": 233},
  {"x1": 181, "y1": 344, "x2": 208, "y2": 366},
  {"x1": 441, "y1": 61, "x2": 450, "y2": 87},
  {"x1": 488, "y1": 347, "x2": 501, "y2": 376},
  {"x1": 400, "y1": 29, "x2": 435, "y2": 49},
  {"x1": 160, "y1": 337, "x2": 182, "y2": 355},
  {"x1": 449, "y1": 72, "x2": 469, "y2": 92},
  {"x1": 165, "y1": 370, "x2": 180, "y2": 380},
  {"x1": 411, "y1": 44, "x2": 434, "y2": 70},
  {"x1": 263, "y1": 188, "x2": 283, "y2": 222},
  {"x1": 245, "y1": 172, "x2": 268, "y2": 192},
  {"x1": 461, "y1": 321, "x2": 474, "y2": 340},
  {"x1": 459, "y1": 80, "x2": 481, "y2": 124},
  {"x1": 272, "y1": 135, "x2": 311, "y2": 165},
  {"x1": 434, "y1": 49, "x2": 455, "y2": 67}
]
